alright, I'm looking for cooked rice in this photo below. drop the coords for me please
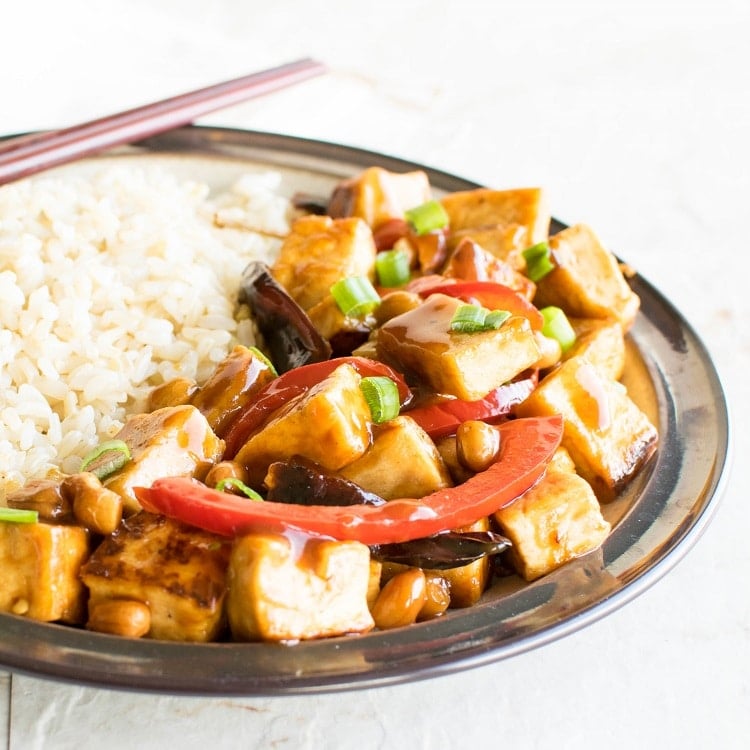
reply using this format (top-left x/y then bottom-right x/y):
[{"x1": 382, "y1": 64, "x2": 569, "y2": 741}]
[{"x1": 0, "y1": 164, "x2": 293, "y2": 496}]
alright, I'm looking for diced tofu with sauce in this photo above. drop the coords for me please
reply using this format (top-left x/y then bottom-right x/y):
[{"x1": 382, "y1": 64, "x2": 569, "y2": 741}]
[
  {"x1": 494, "y1": 451, "x2": 611, "y2": 581},
  {"x1": 0, "y1": 521, "x2": 89, "y2": 624},
  {"x1": 104, "y1": 405, "x2": 223, "y2": 514},
  {"x1": 227, "y1": 531, "x2": 374, "y2": 641},
  {"x1": 564, "y1": 317, "x2": 627, "y2": 381},
  {"x1": 234, "y1": 363, "x2": 372, "y2": 485},
  {"x1": 515, "y1": 356, "x2": 658, "y2": 500},
  {"x1": 328, "y1": 166, "x2": 432, "y2": 230},
  {"x1": 270, "y1": 214, "x2": 377, "y2": 311},
  {"x1": 377, "y1": 293, "x2": 540, "y2": 400},
  {"x1": 338, "y1": 415, "x2": 453, "y2": 499},
  {"x1": 533, "y1": 224, "x2": 640, "y2": 330},
  {"x1": 447, "y1": 224, "x2": 539, "y2": 269},
  {"x1": 81, "y1": 512, "x2": 230, "y2": 642}
]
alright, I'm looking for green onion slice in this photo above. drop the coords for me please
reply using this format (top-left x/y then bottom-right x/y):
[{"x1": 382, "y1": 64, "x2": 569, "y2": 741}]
[
  {"x1": 450, "y1": 304, "x2": 511, "y2": 333},
  {"x1": 248, "y1": 346, "x2": 278, "y2": 377},
  {"x1": 0, "y1": 507, "x2": 39, "y2": 524},
  {"x1": 330, "y1": 276, "x2": 381, "y2": 317},
  {"x1": 375, "y1": 248, "x2": 411, "y2": 288},
  {"x1": 522, "y1": 241, "x2": 555, "y2": 282},
  {"x1": 540, "y1": 306, "x2": 577, "y2": 353},
  {"x1": 360, "y1": 376, "x2": 400, "y2": 423},
  {"x1": 404, "y1": 200, "x2": 449, "y2": 235},
  {"x1": 215, "y1": 477, "x2": 264, "y2": 501},
  {"x1": 80, "y1": 439, "x2": 131, "y2": 480}
]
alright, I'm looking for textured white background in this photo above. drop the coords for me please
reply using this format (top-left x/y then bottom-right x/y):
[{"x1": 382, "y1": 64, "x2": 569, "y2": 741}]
[{"x1": 2, "y1": 0, "x2": 748, "y2": 747}]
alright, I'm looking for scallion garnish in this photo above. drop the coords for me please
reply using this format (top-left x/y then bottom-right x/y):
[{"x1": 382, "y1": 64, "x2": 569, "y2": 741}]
[
  {"x1": 360, "y1": 376, "x2": 400, "y2": 423},
  {"x1": 0, "y1": 507, "x2": 39, "y2": 524},
  {"x1": 450, "y1": 304, "x2": 511, "y2": 333},
  {"x1": 215, "y1": 477, "x2": 264, "y2": 501},
  {"x1": 404, "y1": 200, "x2": 449, "y2": 235},
  {"x1": 330, "y1": 276, "x2": 381, "y2": 317},
  {"x1": 248, "y1": 346, "x2": 278, "y2": 377},
  {"x1": 375, "y1": 248, "x2": 411, "y2": 287},
  {"x1": 80, "y1": 439, "x2": 131, "y2": 480},
  {"x1": 540, "y1": 306, "x2": 577, "y2": 352},
  {"x1": 522, "y1": 241, "x2": 555, "y2": 282}
]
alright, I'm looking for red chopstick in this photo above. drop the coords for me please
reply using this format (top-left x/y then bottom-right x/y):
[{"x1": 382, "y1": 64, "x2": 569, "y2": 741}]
[{"x1": 0, "y1": 57, "x2": 326, "y2": 186}]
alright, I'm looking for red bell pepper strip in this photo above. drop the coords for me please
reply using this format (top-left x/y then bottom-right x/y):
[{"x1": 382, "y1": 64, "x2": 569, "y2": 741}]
[
  {"x1": 418, "y1": 280, "x2": 544, "y2": 331},
  {"x1": 135, "y1": 415, "x2": 563, "y2": 545},
  {"x1": 404, "y1": 374, "x2": 538, "y2": 440},
  {"x1": 221, "y1": 357, "x2": 413, "y2": 459}
]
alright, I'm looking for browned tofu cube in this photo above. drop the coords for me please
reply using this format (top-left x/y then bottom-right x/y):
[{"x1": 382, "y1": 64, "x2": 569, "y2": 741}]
[
  {"x1": 448, "y1": 224, "x2": 538, "y2": 269},
  {"x1": 515, "y1": 356, "x2": 658, "y2": 500},
  {"x1": 377, "y1": 293, "x2": 540, "y2": 400},
  {"x1": 533, "y1": 224, "x2": 640, "y2": 330},
  {"x1": 564, "y1": 317, "x2": 627, "y2": 381},
  {"x1": 227, "y1": 531, "x2": 374, "y2": 641},
  {"x1": 81, "y1": 512, "x2": 230, "y2": 642},
  {"x1": 271, "y1": 215, "x2": 377, "y2": 310},
  {"x1": 494, "y1": 461, "x2": 611, "y2": 581},
  {"x1": 338, "y1": 415, "x2": 453, "y2": 499},
  {"x1": 0, "y1": 521, "x2": 89, "y2": 624},
  {"x1": 328, "y1": 166, "x2": 432, "y2": 230},
  {"x1": 105, "y1": 405, "x2": 223, "y2": 514},
  {"x1": 235, "y1": 363, "x2": 372, "y2": 484}
]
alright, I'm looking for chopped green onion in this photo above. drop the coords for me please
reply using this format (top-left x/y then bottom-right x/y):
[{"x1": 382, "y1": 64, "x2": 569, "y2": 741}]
[
  {"x1": 0, "y1": 507, "x2": 38, "y2": 524},
  {"x1": 522, "y1": 241, "x2": 555, "y2": 282},
  {"x1": 330, "y1": 276, "x2": 381, "y2": 317},
  {"x1": 215, "y1": 477, "x2": 264, "y2": 501},
  {"x1": 80, "y1": 439, "x2": 131, "y2": 480},
  {"x1": 360, "y1": 376, "x2": 400, "y2": 423},
  {"x1": 404, "y1": 200, "x2": 449, "y2": 235},
  {"x1": 375, "y1": 248, "x2": 411, "y2": 287},
  {"x1": 450, "y1": 304, "x2": 511, "y2": 333},
  {"x1": 248, "y1": 346, "x2": 278, "y2": 377},
  {"x1": 540, "y1": 306, "x2": 577, "y2": 352}
]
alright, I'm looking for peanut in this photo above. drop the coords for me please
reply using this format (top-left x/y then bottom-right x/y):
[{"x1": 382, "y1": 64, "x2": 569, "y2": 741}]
[
  {"x1": 456, "y1": 420, "x2": 500, "y2": 473},
  {"x1": 63, "y1": 472, "x2": 123, "y2": 534},
  {"x1": 418, "y1": 574, "x2": 451, "y2": 621},
  {"x1": 204, "y1": 460, "x2": 250, "y2": 489},
  {"x1": 371, "y1": 568, "x2": 427, "y2": 630},
  {"x1": 87, "y1": 599, "x2": 151, "y2": 638}
]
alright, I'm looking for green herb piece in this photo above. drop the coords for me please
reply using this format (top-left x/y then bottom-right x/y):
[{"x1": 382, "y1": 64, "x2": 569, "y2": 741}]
[
  {"x1": 404, "y1": 200, "x2": 449, "y2": 235},
  {"x1": 80, "y1": 439, "x2": 131, "y2": 480},
  {"x1": 450, "y1": 304, "x2": 511, "y2": 333},
  {"x1": 215, "y1": 477, "x2": 264, "y2": 501},
  {"x1": 0, "y1": 507, "x2": 39, "y2": 524},
  {"x1": 522, "y1": 241, "x2": 555, "y2": 282},
  {"x1": 540, "y1": 306, "x2": 577, "y2": 352},
  {"x1": 330, "y1": 276, "x2": 381, "y2": 317},
  {"x1": 248, "y1": 346, "x2": 278, "y2": 377},
  {"x1": 360, "y1": 376, "x2": 400, "y2": 423},
  {"x1": 375, "y1": 248, "x2": 411, "y2": 287}
]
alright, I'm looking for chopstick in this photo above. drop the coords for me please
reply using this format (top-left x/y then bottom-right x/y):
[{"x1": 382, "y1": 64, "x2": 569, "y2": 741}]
[{"x1": 0, "y1": 57, "x2": 326, "y2": 186}]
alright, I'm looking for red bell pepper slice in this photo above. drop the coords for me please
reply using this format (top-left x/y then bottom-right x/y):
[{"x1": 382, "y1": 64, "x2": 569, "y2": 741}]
[
  {"x1": 221, "y1": 357, "x2": 413, "y2": 459},
  {"x1": 135, "y1": 415, "x2": 563, "y2": 545},
  {"x1": 418, "y1": 280, "x2": 544, "y2": 331},
  {"x1": 404, "y1": 374, "x2": 538, "y2": 440}
]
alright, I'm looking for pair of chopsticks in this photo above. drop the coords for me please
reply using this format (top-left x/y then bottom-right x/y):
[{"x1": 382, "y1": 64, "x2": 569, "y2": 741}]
[{"x1": 0, "y1": 57, "x2": 326, "y2": 186}]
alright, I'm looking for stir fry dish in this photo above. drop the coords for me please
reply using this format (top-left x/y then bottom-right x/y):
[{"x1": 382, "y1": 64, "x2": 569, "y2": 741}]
[{"x1": 0, "y1": 166, "x2": 658, "y2": 643}]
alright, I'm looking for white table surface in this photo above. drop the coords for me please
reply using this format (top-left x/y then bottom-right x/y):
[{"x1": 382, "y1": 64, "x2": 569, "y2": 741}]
[{"x1": 2, "y1": 0, "x2": 748, "y2": 747}]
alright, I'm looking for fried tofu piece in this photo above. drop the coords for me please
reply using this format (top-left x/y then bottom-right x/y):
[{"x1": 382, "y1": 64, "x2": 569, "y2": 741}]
[
  {"x1": 338, "y1": 416, "x2": 452, "y2": 499},
  {"x1": 515, "y1": 356, "x2": 658, "y2": 500},
  {"x1": 377, "y1": 293, "x2": 540, "y2": 400},
  {"x1": 81, "y1": 512, "x2": 230, "y2": 642},
  {"x1": 494, "y1": 457, "x2": 611, "y2": 581},
  {"x1": 328, "y1": 166, "x2": 432, "y2": 230},
  {"x1": 271, "y1": 214, "x2": 377, "y2": 310},
  {"x1": 104, "y1": 405, "x2": 223, "y2": 514},
  {"x1": 533, "y1": 224, "x2": 640, "y2": 330},
  {"x1": 564, "y1": 317, "x2": 627, "y2": 381},
  {"x1": 0, "y1": 521, "x2": 89, "y2": 624},
  {"x1": 227, "y1": 531, "x2": 374, "y2": 641},
  {"x1": 235, "y1": 363, "x2": 372, "y2": 484},
  {"x1": 448, "y1": 224, "x2": 538, "y2": 269}
]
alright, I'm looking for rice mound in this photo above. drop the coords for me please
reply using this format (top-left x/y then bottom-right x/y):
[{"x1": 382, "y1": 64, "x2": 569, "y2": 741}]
[{"x1": 0, "y1": 164, "x2": 292, "y2": 495}]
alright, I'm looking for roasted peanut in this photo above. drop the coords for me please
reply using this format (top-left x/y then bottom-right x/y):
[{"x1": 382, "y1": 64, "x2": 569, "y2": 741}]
[
  {"x1": 418, "y1": 573, "x2": 451, "y2": 621},
  {"x1": 204, "y1": 460, "x2": 250, "y2": 490},
  {"x1": 147, "y1": 377, "x2": 197, "y2": 411},
  {"x1": 371, "y1": 568, "x2": 427, "y2": 630},
  {"x1": 435, "y1": 435, "x2": 474, "y2": 484},
  {"x1": 62, "y1": 472, "x2": 123, "y2": 534},
  {"x1": 87, "y1": 599, "x2": 151, "y2": 638},
  {"x1": 456, "y1": 420, "x2": 500, "y2": 473}
]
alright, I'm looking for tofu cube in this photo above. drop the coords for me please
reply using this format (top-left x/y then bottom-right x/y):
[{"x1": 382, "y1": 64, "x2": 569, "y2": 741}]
[
  {"x1": 533, "y1": 224, "x2": 640, "y2": 330},
  {"x1": 81, "y1": 512, "x2": 230, "y2": 642},
  {"x1": 494, "y1": 460, "x2": 611, "y2": 581},
  {"x1": 564, "y1": 316, "x2": 627, "y2": 381},
  {"x1": 515, "y1": 356, "x2": 658, "y2": 500},
  {"x1": 227, "y1": 531, "x2": 374, "y2": 641},
  {"x1": 235, "y1": 363, "x2": 372, "y2": 484},
  {"x1": 377, "y1": 293, "x2": 540, "y2": 400},
  {"x1": 105, "y1": 405, "x2": 223, "y2": 514},
  {"x1": 0, "y1": 521, "x2": 89, "y2": 624},
  {"x1": 271, "y1": 214, "x2": 377, "y2": 310},
  {"x1": 338, "y1": 415, "x2": 453, "y2": 499}
]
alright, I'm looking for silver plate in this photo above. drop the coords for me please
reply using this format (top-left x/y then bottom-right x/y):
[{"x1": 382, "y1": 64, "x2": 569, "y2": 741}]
[{"x1": 0, "y1": 126, "x2": 731, "y2": 695}]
